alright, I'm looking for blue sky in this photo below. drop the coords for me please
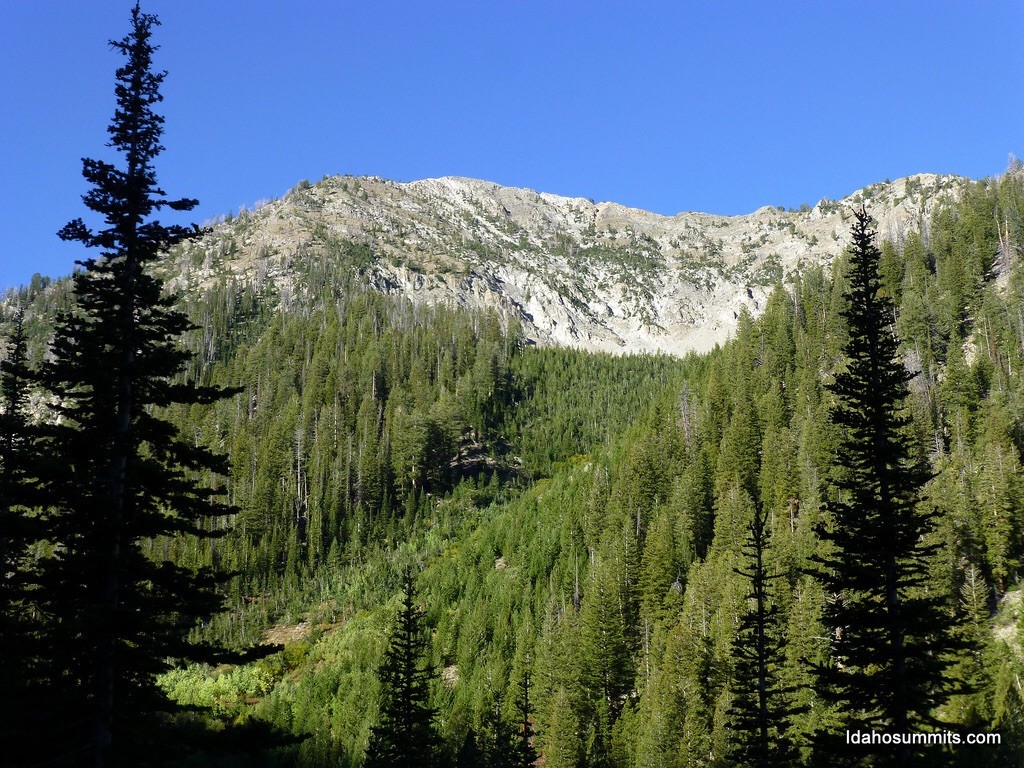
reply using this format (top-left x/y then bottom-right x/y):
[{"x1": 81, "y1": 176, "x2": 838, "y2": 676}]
[{"x1": 2, "y1": 1, "x2": 1022, "y2": 290}]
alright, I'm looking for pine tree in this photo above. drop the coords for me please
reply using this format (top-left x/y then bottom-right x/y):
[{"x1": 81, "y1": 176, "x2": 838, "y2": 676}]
[
  {"x1": 365, "y1": 570, "x2": 443, "y2": 768},
  {"x1": 37, "y1": 5, "x2": 232, "y2": 765},
  {"x1": 811, "y1": 207, "x2": 958, "y2": 765}
]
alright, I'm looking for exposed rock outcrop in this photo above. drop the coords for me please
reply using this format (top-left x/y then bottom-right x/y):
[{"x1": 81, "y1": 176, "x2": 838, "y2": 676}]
[{"x1": 169, "y1": 173, "x2": 965, "y2": 356}]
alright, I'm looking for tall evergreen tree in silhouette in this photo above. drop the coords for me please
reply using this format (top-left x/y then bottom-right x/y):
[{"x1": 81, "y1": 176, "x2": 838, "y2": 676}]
[
  {"x1": 455, "y1": 729, "x2": 484, "y2": 768},
  {"x1": 728, "y1": 506, "x2": 795, "y2": 767},
  {"x1": 811, "y1": 207, "x2": 956, "y2": 766},
  {"x1": 0, "y1": 311, "x2": 49, "y2": 764},
  {"x1": 514, "y1": 671, "x2": 539, "y2": 768},
  {"x1": 0, "y1": 312, "x2": 36, "y2": 629},
  {"x1": 365, "y1": 570, "x2": 442, "y2": 768},
  {"x1": 39, "y1": 5, "x2": 230, "y2": 765}
]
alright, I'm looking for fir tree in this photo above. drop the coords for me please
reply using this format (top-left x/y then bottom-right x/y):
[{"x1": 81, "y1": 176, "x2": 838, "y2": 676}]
[
  {"x1": 949, "y1": 562, "x2": 994, "y2": 729},
  {"x1": 727, "y1": 505, "x2": 795, "y2": 768},
  {"x1": 811, "y1": 208, "x2": 958, "y2": 765},
  {"x1": 578, "y1": 551, "x2": 634, "y2": 739},
  {"x1": 37, "y1": 5, "x2": 232, "y2": 765},
  {"x1": 0, "y1": 311, "x2": 48, "y2": 763},
  {"x1": 365, "y1": 570, "x2": 443, "y2": 768},
  {"x1": 480, "y1": 691, "x2": 518, "y2": 768},
  {"x1": 0, "y1": 311, "x2": 36, "y2": 621},
  {"x1": 515, "y1": 671, "x2": 540, "y2": 768},
  {"x1": 455, "y1": 728, "x2": 484, "y2": 768}
]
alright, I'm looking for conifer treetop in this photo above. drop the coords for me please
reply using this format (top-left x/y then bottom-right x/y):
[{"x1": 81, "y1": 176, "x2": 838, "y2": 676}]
[{"x1": 58, "y1": 2, "x2": 197, "y2": 264}]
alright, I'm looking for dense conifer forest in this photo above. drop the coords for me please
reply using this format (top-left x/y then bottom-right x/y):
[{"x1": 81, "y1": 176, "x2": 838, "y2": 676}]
[{"x1": 4, "y1": 6, "x2": 1024, "y2": 768}]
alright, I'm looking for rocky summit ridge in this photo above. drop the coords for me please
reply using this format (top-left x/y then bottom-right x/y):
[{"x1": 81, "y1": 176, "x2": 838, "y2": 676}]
[{"x1": 169, "y1": 173, "x2": 966, "y2": 356}]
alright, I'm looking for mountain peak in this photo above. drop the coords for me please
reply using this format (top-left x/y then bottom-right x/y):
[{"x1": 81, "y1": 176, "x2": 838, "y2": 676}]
[{"x1": 174, "y1": 172, "x2": 967, "y2": 356}]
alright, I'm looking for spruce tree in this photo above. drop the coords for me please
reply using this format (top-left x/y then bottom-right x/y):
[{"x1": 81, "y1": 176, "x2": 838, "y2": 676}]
[
  {"x1": 365, "y1": 570, "x2": 442, "y2": 768},
  {"x1": 811, "y1": 208, "x2": 957, "y2": 765},
  {"x1": 37, "y1": 5, "x2": 231, "y2": 765}
]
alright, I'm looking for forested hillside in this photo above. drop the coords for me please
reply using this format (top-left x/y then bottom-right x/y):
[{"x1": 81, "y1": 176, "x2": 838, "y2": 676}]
[
  {"x1": 156, "y1": 167, "x2": 1024, "y2": 767},
  {"x1": 6, "y1": 6, "x2": 1024, "y2": 768},
  {"x1": 7, "y1": 165, "x2": 1024, "y2": 767}
]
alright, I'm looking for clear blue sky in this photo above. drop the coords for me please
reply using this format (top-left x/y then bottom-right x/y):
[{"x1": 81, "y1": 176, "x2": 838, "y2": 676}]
[{"x1": 2, "y1": 1, "x2": 1022, "y2": 290}]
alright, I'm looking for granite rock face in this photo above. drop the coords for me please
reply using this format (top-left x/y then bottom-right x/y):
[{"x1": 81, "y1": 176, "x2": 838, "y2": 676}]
[{"x1": 169, "y1": 173, "x2": 965, "y2": 355}]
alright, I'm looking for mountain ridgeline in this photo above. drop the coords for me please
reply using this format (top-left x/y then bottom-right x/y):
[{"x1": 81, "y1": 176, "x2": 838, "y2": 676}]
[
  {"x1": 5, "y1": 166, "x2": 1024, "y2": 767},
  {"x1": 163, "y1": 171, "x2": 965, "y2": 356}
]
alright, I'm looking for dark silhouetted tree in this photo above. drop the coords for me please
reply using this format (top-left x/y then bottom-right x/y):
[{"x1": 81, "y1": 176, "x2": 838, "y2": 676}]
[
  {"x1": 728, "y1": 505, "x2": 796, "y2": 767},
  {"x1": 365, "y1": 570, "x2": 442, "y2": 768},
  {"x1": 811, "y1": 208, "x2": 958, "y2": 765},
  {"x1": 0, "y1": 310, "x2": 49, "y2": 763},
  {"x1": 38, "y1": 5, "x2": 231, "y2": 765},
  {"x1": 515, "y1": 671, "x2": 540, "y2": 768},
  {"x1": 455, "y1": 728, "x2": 484, "y2": 768},
  {"x1": 480, "y1": 691, "x2": 518, "y2": 768}
]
